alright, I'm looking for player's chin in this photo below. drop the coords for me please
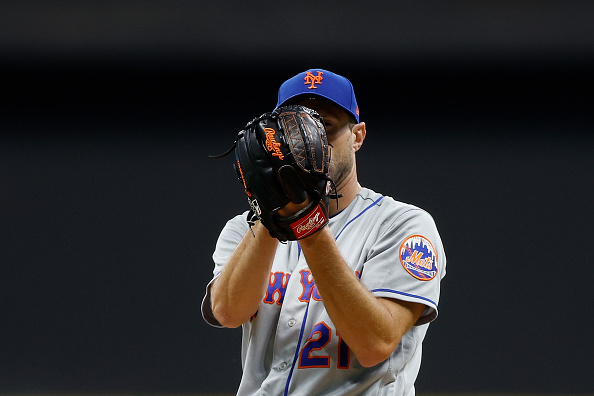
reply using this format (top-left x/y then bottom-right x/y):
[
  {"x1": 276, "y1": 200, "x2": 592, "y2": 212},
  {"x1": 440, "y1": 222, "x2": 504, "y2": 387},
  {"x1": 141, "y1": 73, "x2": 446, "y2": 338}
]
[{"x1": 329, "y1": 163, "x2": 353, "y2": 189}]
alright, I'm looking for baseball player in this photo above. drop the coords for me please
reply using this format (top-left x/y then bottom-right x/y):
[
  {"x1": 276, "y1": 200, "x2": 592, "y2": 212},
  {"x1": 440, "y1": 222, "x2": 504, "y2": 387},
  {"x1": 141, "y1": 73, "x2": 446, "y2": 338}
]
[{"x1": 202, "y1": 68, "x2": 446, "y2": 395}]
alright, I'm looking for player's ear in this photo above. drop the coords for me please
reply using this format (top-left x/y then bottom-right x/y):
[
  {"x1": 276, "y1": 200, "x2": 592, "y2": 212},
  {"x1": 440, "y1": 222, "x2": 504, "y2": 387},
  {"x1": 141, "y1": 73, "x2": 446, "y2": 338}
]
[{"x1": 352, "y1": 122, "x2": 366, "y2": 152}]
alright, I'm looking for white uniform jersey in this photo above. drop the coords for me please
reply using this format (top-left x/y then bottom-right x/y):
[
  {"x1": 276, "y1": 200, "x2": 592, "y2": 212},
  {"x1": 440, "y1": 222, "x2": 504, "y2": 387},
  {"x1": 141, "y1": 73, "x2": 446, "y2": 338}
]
[{"x1": 202, "y1": 188, "x2": 446, "y2": 396}]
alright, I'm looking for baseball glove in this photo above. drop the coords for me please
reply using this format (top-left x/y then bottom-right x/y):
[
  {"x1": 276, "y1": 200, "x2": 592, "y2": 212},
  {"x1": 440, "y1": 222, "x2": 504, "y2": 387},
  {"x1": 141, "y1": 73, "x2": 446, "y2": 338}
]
[{"x1": 222, "y1": 105, "x2": 333, "y2": 241}]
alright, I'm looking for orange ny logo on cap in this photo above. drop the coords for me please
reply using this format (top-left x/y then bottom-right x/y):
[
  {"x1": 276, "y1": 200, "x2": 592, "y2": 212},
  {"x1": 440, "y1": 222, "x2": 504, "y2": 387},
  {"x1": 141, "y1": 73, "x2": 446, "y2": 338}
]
[{"x1": 304, "y1": 71, "x2": 323, "y2": 89}]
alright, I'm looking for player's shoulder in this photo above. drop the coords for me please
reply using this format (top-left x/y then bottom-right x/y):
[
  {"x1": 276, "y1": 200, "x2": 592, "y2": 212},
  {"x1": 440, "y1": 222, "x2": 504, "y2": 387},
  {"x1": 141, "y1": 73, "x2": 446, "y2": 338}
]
[
  {"x1": 226, "y1": 210, "x2": 251, "y2": 227},
  {"x1": 359, "y1": 187, "x2": 436, "y2": 224},
  {"x1": 218, "y1": 210, "x2": 251, "y2": 239}
]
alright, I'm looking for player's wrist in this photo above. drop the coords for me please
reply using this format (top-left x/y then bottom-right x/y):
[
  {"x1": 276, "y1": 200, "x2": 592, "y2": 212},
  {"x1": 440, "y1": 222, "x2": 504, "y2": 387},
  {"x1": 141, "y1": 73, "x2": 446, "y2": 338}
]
[
  {"x1": 296, "y1": 222, "x2": 333, "y2": 246},
  {"x1": 280, "y1": 201, "x2": 329, "y2": 240}
]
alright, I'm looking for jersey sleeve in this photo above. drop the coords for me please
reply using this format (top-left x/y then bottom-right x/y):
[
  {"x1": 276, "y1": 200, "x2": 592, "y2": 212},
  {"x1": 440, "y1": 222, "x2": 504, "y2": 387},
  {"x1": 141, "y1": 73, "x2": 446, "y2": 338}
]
[
  {"x1": 360, "y1": 207, "x2": 446, "y2": 326},
  {"x1": 201, "y1": 211, "x2": 250, "y2": 327}
]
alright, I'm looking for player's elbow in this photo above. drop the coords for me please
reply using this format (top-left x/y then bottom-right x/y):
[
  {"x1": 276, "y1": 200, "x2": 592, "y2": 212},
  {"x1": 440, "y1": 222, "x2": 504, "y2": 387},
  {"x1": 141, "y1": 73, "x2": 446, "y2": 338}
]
[
  {"x1": 357, "y1": 353, "x2": 390, "y2": 367},
  {"x1": 355, "y1": 342, "x2": 399, "y2": 368},
  {"x1": 209, "y1": 280, "x2": 254, "y2": 328},
  {"x1": 211, "y1": 301, "x2": 249, "y2": 328},
  {"x1": 215, "y1": 316, "x2": 244, "y2": 329}
]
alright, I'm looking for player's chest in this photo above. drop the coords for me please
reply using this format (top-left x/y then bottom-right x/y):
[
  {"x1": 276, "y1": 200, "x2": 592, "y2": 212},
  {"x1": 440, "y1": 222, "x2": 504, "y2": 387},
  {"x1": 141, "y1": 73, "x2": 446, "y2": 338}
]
[{"x1": 265, "y1": 233, "x2": 371, "y2": 309}]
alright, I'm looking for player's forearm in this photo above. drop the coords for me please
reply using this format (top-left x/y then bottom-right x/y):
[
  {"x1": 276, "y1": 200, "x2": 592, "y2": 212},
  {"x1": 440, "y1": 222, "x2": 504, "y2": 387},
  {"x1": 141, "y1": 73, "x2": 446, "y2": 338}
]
[
  {"x1": 299, "y1": 227, "x2": 407, "y2": 367},
  {"x1": 210, "y1": 222, "x2": 278, "y2": 328}
]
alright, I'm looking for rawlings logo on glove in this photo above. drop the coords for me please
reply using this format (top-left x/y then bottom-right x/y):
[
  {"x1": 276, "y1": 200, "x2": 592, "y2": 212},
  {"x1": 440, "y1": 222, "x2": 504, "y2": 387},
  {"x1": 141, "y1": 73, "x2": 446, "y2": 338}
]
[{"x1": 264, "y1": 128, "x2": 285, "y2": 160}]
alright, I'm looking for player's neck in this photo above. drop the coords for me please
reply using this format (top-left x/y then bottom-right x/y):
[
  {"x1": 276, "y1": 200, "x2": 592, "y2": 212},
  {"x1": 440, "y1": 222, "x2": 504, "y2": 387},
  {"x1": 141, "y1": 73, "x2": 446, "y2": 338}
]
[{"x1": 330, "y1": 178, "x2": 361, "y2": 216}]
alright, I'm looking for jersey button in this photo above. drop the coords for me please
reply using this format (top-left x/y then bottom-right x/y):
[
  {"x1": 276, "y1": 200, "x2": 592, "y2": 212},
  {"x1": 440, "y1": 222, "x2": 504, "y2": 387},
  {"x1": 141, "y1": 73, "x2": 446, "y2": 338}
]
[
  {"x1": 278, "y1": 362, "x2": 288, "y2": 370},
  {"x1": 288, "y1": 318, "x2": 297, "y2": 327}
]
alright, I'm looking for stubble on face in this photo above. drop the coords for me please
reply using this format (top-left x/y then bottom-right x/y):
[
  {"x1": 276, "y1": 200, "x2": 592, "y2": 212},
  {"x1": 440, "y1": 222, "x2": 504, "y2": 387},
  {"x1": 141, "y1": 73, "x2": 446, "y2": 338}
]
[{"x1": 328, "y1": 132, "x2": 355, "y2": 189}]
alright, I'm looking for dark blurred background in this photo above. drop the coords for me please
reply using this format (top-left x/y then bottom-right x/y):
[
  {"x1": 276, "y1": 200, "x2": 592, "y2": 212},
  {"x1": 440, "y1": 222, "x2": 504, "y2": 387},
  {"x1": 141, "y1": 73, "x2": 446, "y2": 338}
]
[{"x1": 1, "y1": 1, "x2": 593, "y2": 394}]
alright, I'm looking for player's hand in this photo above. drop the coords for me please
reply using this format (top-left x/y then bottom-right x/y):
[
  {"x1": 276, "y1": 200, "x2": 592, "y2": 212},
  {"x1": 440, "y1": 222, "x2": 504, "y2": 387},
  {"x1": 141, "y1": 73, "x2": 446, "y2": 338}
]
[{"x1": 276, "y1": 197, "x2": 311, "y2": 218}]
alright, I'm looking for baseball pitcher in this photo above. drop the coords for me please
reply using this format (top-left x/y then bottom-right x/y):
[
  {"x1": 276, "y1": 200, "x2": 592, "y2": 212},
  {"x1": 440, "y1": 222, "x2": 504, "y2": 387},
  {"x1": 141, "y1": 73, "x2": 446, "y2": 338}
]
[{"x1": 202, "y1": 69, "x2": 447, "y2": 396}]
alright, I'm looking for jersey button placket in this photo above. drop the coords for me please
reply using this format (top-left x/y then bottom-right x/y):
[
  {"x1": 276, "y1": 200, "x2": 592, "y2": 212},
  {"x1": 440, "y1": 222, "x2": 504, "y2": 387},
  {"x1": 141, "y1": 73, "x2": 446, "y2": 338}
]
[{"x1": 288, "y1": 318, "x2": 297, "y2": 327}]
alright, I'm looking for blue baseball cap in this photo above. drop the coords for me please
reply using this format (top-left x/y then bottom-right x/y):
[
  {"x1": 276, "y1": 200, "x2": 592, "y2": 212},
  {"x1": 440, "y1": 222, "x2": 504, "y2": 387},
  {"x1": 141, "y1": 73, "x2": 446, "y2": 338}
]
[{"x1": 276, "y1": 68, "x2": 360, "y2": 123}]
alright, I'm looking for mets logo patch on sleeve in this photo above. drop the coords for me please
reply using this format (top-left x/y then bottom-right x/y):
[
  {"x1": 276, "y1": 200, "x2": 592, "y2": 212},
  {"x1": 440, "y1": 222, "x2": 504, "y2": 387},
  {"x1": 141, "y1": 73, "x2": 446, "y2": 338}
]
[{"x1": 399, "y1": 235, "x2": 438, "y2": 281}]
